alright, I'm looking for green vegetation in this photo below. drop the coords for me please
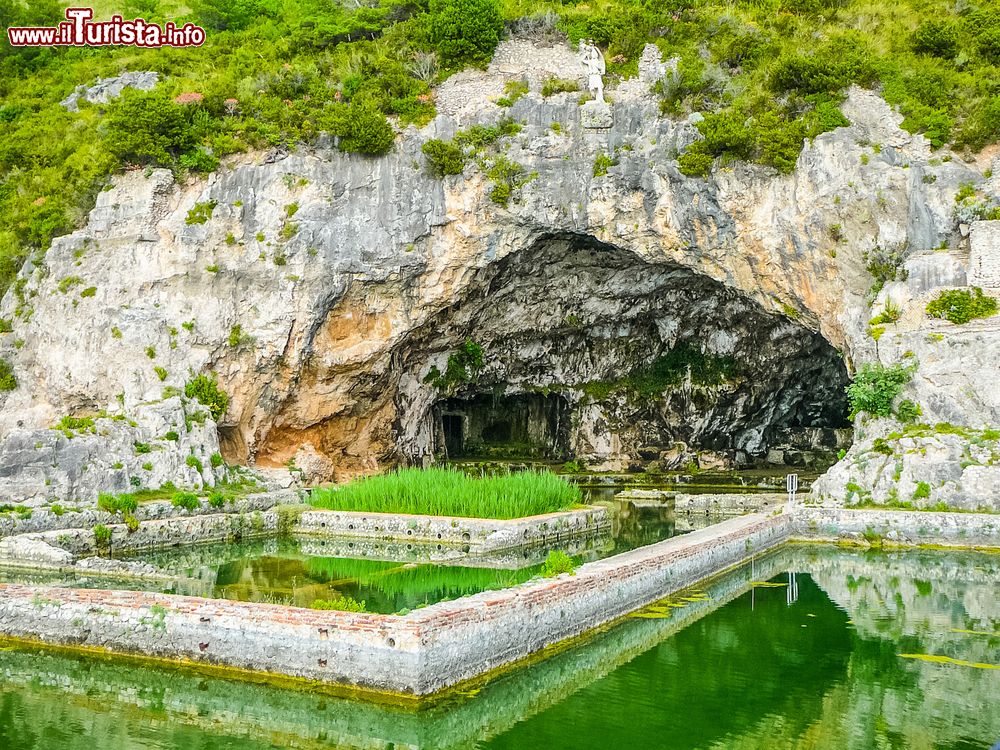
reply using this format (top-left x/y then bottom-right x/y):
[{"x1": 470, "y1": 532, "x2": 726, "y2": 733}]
[
  {"x1": 496, "y1": 79, "x2": 529, "y2": 107},
  {"x1": 864, "y1": 245, "x2": 908, "y2": 297},
  {"x1": 593, "y1": 151, "x2": 617, "y2": 177},
  {"x1": 308, "y1": 467, "x2": 581, "y2": 519},
  {"x1": 310, "y1": 595, "x2": 368, "y2": 612},
  {"x1": 153, "y1": 366, "x2": 168, "y2": 382},
  {"x1": 184, "y1": 374, "x2": 229, "y2": 421},
  {"x1": 92, "y1": 524, "x2": 112, "y2": 548},
  {"x1": 540, "y1": 549, "x2": 577, "y2": 577},
  {"x1": 0, "y1": 359, "x2": 16, "y2": 391},
  {"x1": 926, "y1": 287, "x2": 999, "y2": 324},
  {"x1": 913, "y1": 480, "x2": 931, "y2": 500},
  {"x1": 97, "y1": 493, "x2": 138, "y2": 515},
  {"x1": 171, "y1": 491, "x2": 200, "y2": 511},
  {"x1": 52, "y1": 415, "x2": 96, "y2": 437},
  {"x1": 581, "y1": 342, "x2": 738, "y2": 400},
  {"x1": 541, "y1": 78, "x2": 580, "y2": 97},
  {"x1": 424, "y1": 339, "x2": 484, "y2": 393},
  {"x1": 186, "y1": 455, "x2": 204, "y2": 472},
  {"x1": 185, "y1": 200, "x2": 217, "y2": 226},
  {"x1": 210, "y1": 452, "x2": 225, "y2": 469},
  {"x1": 430, "y1": 0, "x2": 503, "y2": 67},
  {"x1": 846, "y1": 362, "x2": 914, "y2": 419},
  {"x1": 896, "y1": 399, "x2": 923, "y2": 423},
  {"x1": 421, "y1": 139, "x2": 467, "y2": 176}
]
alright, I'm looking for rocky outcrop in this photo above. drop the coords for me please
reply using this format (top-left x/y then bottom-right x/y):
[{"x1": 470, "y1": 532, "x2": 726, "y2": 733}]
[
  {"x1": 0, "y1": 41, "x2": 996, "y2": 505},
  {"x1": 59, "y1": 70, "x2": 159, "y2": 112}
]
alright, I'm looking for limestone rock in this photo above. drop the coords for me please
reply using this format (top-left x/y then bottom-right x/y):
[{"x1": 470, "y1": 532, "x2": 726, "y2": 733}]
[{"x1": 60, "y1": 71, "x2": 159, "y2": 112}]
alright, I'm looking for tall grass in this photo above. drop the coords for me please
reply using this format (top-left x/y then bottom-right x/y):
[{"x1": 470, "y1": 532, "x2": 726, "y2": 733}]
[{"x1": 308, "y1": 467, "x2": 581, "y2": 519}]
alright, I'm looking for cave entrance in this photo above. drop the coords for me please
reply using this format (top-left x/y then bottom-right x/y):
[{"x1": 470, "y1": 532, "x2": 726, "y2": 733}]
[
  {"x1": 433, "y1": 393, "x2": 570, "y2": 460},
  {"x1": 381, "y1": 232, "x2": 854, "y2": 472},
  {"x1": 442, "y1": 414, "x2": 464, "y2": 456}
]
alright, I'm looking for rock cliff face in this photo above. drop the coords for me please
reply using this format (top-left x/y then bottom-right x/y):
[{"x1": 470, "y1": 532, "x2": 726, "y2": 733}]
[{"x1": 0, "y1": 41, "x2": 997, "y2": 505}]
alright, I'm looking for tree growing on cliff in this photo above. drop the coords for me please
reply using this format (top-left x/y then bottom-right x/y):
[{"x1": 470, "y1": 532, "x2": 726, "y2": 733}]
[
  {"x1": 102, "y1": 90, "x2": 198, "y2": 166},
  {"x1": 430, "y1": 0, "x2": 504, "y2": 67}
]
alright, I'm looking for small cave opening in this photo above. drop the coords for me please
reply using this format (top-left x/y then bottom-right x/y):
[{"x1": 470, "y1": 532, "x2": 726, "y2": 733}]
[
  {"x1": 432, "y1": 393, "x2": 571, "y2": 459},
  {"x1": 392, "y1": 232, "x2": 852, "y2": 472}
]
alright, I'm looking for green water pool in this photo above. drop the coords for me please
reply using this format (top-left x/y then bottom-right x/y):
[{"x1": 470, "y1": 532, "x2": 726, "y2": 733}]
[
  {"x1": 1, "y1": 545, "x2": 998, "y2": 749},
  {"x1": 0, "y1": 499, "x2": 700, "y2": 614}
]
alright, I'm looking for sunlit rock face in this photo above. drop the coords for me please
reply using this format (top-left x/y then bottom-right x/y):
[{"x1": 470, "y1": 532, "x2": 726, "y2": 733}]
[{"x1": 0, "y1": 40, "x2": 994, "y2": 502}]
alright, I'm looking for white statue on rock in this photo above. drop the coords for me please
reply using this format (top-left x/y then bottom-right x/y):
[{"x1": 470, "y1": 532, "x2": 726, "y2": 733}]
[{"x1": 578, "y1": 40, "x2": 606, "y2": 104}]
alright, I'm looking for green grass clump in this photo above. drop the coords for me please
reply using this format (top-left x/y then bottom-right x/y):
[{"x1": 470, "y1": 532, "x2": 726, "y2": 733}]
[
  {"x1": 185, "y1": 200, "x2": 217, "y2": 226},
  {"x1": 310, "y1": 595, "x2": 368, "y2": 613},
  {"x1": 309, "y1": 467, "x2": 581, "y2": 519},
  {"x1": 540, "y1": 550, "x2": 577, "y2": 577},
  {"x1": 92, "y1": 524, "x2": 112, "y2": 548},
  {"x1": 926, "y1": 287, "x2": 998, "y2": 324},
  {"x1": 593, "y1": 152, "x2": 617, "y2": 177},
  {"x1": 541, "y1": 78, "x2": 580, "y2": 97},
  {"x1": 97, "y1": 493, "x2": 138, "y2": 515},
  {"x1": 171, "y1": 492, "x2": 200, "y2": 511}
]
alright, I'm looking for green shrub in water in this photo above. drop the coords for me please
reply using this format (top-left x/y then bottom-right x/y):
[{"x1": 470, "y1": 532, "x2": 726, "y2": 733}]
[{"x1": 541, "y1": 550, "x2": 577, "y2": 578}]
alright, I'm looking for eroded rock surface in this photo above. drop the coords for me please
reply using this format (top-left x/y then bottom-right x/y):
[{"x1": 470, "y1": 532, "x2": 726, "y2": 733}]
[{"x1": 1, "y1": 42, "x2": 997, "y2": 505}]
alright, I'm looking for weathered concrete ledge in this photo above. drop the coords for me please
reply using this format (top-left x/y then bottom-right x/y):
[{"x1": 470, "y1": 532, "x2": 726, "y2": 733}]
[
  {"x1": 613, "y1": 489, "x2": 785, "y2": 515},
  {"x1": 674, "y1": 492, "x2": 785, "y2": 515},
  {"x1": 296, "y1": 505, "x2": 609, "y2": 552}
]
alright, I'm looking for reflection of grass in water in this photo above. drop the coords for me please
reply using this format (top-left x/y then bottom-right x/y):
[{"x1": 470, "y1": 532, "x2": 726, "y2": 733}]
[{"x1": 304, "y1": 556, "x2": 538, "y2": 599}]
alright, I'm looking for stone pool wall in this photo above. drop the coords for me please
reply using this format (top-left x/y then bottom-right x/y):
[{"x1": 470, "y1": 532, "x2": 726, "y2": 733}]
[
  {"x1": 795, "y1": 507, "x2": 1000, "y2": 548},
  {"x1": 0, "y1": 512, "x2": 787, "y2": 697},
  {"x1": 1, "y1": 506, "x2": 998, "y2": 700},
  {"x1": 0, "y1": 490, "x2": 295, "y2": 539},
  {"x1": 0, "y1": 510, "x2": 282, "y2": 572},
  {"x1": 296, "y1": 506, "x2": 609, "y2": 552},
  {"x1": 408, "y1": 512, "x2": 791, "y2": 693},
  {"x1": 674, "y1": 492, "x2": 786, "y2": 515}
]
